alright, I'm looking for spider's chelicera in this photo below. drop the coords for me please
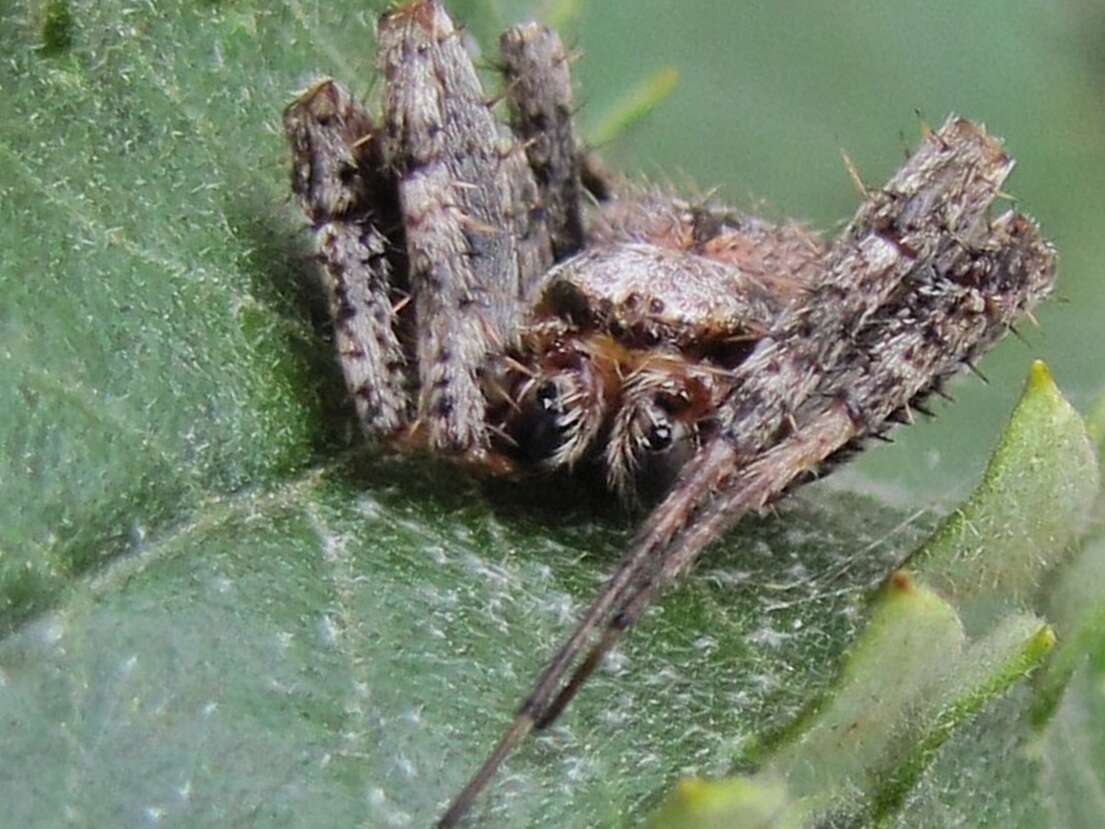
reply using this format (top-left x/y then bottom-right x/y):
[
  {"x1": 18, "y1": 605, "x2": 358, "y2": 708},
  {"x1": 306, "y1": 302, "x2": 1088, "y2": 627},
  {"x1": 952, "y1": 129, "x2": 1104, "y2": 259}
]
[{"x1": 283, "y1": 1, "x2": 1055, "y2": 824}]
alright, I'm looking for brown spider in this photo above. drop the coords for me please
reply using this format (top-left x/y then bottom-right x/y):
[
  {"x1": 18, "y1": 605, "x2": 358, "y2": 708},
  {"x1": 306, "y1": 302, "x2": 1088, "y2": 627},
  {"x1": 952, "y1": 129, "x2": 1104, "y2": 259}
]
[{"x1": 282, "y1": 1, "x2": 1055, "y2": 825}]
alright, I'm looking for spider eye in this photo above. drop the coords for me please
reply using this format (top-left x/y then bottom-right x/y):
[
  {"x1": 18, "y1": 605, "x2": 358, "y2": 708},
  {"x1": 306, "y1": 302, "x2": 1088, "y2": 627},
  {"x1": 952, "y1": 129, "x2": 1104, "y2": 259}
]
[
  {"x1": 516, "y1": 380, "x2": 569, "y2": 463},
  {"x1": 641, "y1": 422, "x2": 673, "y2": 453},
  {"x1": 338, "y1": 162, "x2": 359, "y2": 185},
  {"x1": 537, "y1": 381, "x2": 560, "y2": 413},
  {"x1": 629, "y1": 405, "x2": 698, "y2": 501},
  {"x1": 510, "y1": 369, "x2": 606, "y2": 469}
]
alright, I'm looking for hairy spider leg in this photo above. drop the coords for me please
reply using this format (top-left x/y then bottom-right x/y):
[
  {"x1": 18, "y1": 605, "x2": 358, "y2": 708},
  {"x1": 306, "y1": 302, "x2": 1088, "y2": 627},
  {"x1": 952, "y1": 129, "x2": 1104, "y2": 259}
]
[
  {"x1": 377, "y1": 0, "x2": 554, "y2": 456},
  {"x1": 439, "y1": 117, "x2": 1055, "y2": 827},
  {"x1": 283, "y1": 80, "x2": 411, "y2": 436},
  {"x1": 499, "y1": 21, "x2": 585, "y2": 262}
]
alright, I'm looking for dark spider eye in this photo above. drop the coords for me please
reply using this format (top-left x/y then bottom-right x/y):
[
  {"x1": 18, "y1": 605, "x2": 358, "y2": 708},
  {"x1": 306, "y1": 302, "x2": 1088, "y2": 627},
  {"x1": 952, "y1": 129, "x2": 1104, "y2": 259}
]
[
  {"x1": 642, "y1": 422, "x2": 672, "y2": 453},
  {"x1": 537, "y1": 381, "x2": 560, "y2": 413},
  {"x1": 516, "y1": 381, "x2": 568, "y2": 462},
  {"x1": 507, "y1": 363, "x2": 605, "y2": 470},
  {"x1": 632, "y1": 410, "x2": 697, "y2": 502},
  {"x1": 338, "y1": 163, "x2": 358, "y2": 184}
]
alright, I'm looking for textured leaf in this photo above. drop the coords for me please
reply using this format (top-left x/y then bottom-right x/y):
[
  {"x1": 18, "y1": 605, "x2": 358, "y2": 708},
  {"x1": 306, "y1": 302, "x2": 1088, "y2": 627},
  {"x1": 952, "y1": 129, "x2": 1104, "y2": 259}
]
[
  {"x1": 910, "y1": 362, "x2": 1099, "y2": 626},
  {"x1": 648, "y1": 777, "x2": 794, "y2": 829},
  {"x1": 1087, "y1": 388, "x2": 1105, "y2": 471},
  {"x1": 650, "y1": 362, "x2": 1095, "y2": 829},
  {"x1": 3, "y1": 2, "x2": 1105, "y2": 828}
]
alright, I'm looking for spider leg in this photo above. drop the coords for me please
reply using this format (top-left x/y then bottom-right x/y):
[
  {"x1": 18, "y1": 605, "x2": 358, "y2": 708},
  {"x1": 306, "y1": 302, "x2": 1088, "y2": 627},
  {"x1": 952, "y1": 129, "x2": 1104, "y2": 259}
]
[
  {"x1": 439, "y1": 116, "x2": 1052, "y2": 827},
  {"x1": 284, "y1": 80, "x2": 410, "y2": 436},
  {"x1": 378, "y1": 1, "x2": 553, "y2": 456},
  {"x1": 499, "y1": 22, "x2": 585, "y2": 262},
  {"x1": 715, "y1": 117, "x2": 1016, "y2": 461}
]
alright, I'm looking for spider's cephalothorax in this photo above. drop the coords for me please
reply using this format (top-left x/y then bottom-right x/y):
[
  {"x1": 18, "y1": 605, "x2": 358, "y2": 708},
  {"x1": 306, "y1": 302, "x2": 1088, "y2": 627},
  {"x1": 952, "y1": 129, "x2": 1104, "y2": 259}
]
[
  {"x1": 283, "y1": 1, "x2": 1055, "y2": 824},
  {"x1": 494, "y1": 216, "x2": 825, "y2": 497}
]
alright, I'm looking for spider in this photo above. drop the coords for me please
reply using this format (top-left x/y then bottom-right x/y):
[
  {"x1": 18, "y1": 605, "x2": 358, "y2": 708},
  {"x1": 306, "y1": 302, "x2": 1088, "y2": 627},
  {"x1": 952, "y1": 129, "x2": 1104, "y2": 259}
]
[{"x1": 282, "y1": 1, "x2": 1055, "y2": 825}]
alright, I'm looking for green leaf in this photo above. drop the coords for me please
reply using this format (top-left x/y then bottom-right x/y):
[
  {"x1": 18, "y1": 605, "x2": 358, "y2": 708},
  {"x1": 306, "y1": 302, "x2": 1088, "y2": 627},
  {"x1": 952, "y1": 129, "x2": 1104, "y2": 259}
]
[
  {"x1": 770, "y1": 574, "x2": 967, "y2": 808},
  {"x1": 1087, "y1": 387, "x2": 1105, "y2": 474},
  {"x1": 650, "y1": 362, "x2": 1098, "y2": 829},
  {"x1": 588, "y1": 66, "x2": 680, "y2": 148},
  {"x1": 1029, "y1": 381, "x2": 1105, "y2": 725},
  {"x1": 647, "y1": 777, "x2": 795, "y2": 829},
  {"x1": 910, "y1": 362, "x2": 1099, "y2": 628},
  {"x1": 4, "y1": 2, "x2": 1105, "y2": 828}
]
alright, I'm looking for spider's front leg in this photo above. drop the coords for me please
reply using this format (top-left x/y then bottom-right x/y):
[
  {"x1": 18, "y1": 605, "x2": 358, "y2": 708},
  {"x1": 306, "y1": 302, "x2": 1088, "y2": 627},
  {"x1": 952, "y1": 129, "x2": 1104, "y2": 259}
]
[
  {"x1": 284, "y1": 80, "x2": 411, "y2": 437},
  {"x1": 377, "y1": 1, "x2": 560, "y2": 459}
]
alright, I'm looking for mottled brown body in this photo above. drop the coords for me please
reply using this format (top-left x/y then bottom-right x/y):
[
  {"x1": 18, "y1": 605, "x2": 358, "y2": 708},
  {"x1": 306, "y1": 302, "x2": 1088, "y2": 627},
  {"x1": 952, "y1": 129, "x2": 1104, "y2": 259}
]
[{"x1": 282, "y1": 2, "x2": 1055, "y2": 825}]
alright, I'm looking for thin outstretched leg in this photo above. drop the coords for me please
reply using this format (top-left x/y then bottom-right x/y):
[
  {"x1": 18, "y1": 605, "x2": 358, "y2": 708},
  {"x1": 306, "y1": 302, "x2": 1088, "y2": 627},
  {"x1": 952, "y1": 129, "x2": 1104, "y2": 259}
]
[
  {"x1": 284, "y1": 80, "x2": 410, "y2": 436},
  {"x1": 499, "y1": 22, "x2": 585, "y2": 262},
  {"x1": 378, "y1": 0, "x2": 553, "y2": 455}
]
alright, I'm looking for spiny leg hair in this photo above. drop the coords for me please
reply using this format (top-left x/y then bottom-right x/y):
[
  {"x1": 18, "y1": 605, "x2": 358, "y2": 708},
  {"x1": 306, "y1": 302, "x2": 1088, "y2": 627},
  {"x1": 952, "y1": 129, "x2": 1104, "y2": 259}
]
[{"x1": 499, "y1": 21, "x2": 585, "y2": 261}]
